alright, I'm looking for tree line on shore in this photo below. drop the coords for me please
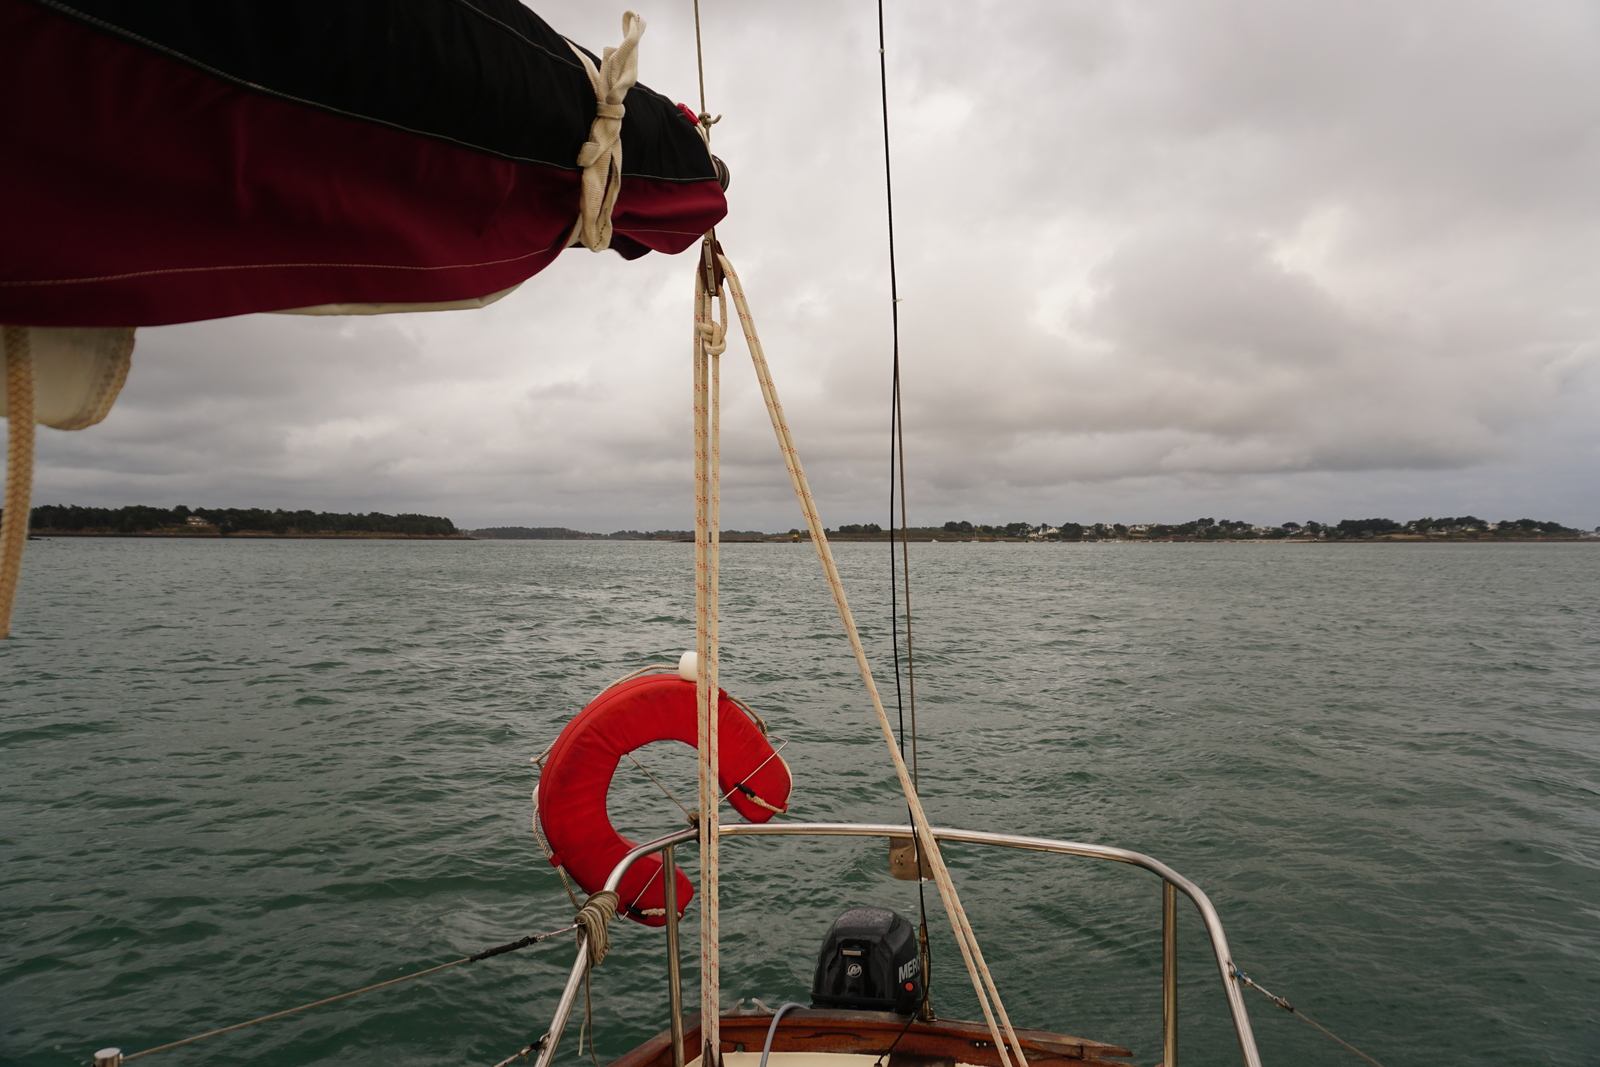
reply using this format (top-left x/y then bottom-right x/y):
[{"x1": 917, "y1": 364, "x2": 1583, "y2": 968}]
[
  {"x1": 471, "y1": 526, "x2": 778, "y2": 540},
  {"x1": 471, "y1": 514, "x2": 1590, "y2": 542},
  {"x1": 47, "y1": 508, "x2": 1569, "y2": 541},
  {"x1": 24, "y1": 504, "x2": 458, "y2": 536},
  {"x1": 832, "y1": 515, "x2": 1588, "y2": 540}
]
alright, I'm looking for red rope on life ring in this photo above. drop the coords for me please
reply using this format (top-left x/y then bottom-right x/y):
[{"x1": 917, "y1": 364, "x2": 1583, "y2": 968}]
[{"x1": 537, "y1": 673, "x2": 792, "y2": 926}]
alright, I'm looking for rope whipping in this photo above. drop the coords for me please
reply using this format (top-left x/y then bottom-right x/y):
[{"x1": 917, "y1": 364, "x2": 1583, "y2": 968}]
[
  {"x1": 693, "y1": 231, "x2": 729, "y2": 1067},
  {"x1": 876, "y1": 0, "x2": 932, "y2": 1013},
  {"x1": 1235, "y1": 970, "x2": 1391, "y2": 1067},
  {"x1": 565, "y1": 12, "x2": 645, "y2": 252},
  {"x1": 1, "y1": 326, "x2": 35, "y2": 640},
  {"x1": 112, "y1": 924, "x2": 579, "y2": 1063},
  {"x1": 718, "y1": 250, "x2": 1028, "y2": 1067}
]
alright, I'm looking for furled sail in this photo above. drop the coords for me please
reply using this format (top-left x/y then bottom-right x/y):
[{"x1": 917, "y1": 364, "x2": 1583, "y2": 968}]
[
  {"x1": 0, "y1": 0, "x2": 728, "y2": 327},
  {"x1": 0, "y1": 0, "x2": 728, "y2": 638}
]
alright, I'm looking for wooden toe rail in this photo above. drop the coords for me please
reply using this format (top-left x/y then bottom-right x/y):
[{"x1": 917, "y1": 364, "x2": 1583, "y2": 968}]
[{"x1": 606, "y1": 1009, "x2": 1133, "y2": 1067}]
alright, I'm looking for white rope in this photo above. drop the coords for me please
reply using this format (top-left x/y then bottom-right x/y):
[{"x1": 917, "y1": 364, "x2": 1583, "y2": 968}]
[
  {"x1": 718, "y1": 252, "x2": 1028, "y2": 1067},
  {"x1": 529, "y1": 795, "x2": 583, "y2": 910},
  {"x1": 1, "y1": 326, "x2": 35, "y2": 640},
  {"x1": 566, "y1": 13, "x2": 645, "y2": 252},
  {"x1": 693, "y1": 239, "x2": 728, "y2": 1067}
]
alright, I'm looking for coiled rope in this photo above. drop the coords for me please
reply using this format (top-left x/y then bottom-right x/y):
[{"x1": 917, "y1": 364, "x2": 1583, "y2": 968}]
[
  {"x1": 566, "y1": 12, "x2": 645, "y2": 252},
  {"x1": 1, "y1": 325, "x2": 35, "y2": 640},
  {"x1": 575, "y1": 890, "x2": 620, "y2": 967},
  {"x1": 99, "y1": 923, "x2": 579, "y2": 1065},
  {"x1": 716, "y1": 251, "x2": 1028, "y2": 1067},
  {"x1": 575, "y1": 890, "x2": 622, "y2": 1067},
  {"x1": 1234, "y1": 969, "x2": 1390, "y2": 1067}
]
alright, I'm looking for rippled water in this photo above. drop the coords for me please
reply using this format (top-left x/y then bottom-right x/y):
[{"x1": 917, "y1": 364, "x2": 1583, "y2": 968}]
[{"x1": 3, "y1": 539, "x2": 1598, "y2": 1067}]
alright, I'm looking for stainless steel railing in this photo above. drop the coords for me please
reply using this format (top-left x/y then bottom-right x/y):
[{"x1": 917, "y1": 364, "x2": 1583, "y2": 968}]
[{"x1": 532, "y1": 822, "x2": 1262, "y2": 1067}]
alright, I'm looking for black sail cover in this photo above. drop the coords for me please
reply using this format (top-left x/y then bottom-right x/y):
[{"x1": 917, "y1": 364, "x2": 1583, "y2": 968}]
[{"x1": 0, "y1": 0, "x2": 728, "y2": 326}]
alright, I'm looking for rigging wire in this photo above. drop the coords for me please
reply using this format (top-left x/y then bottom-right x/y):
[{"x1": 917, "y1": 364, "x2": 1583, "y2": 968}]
[
  {"x1": 693, "y1": 0, "x2": 707, "y2": 123},
  {"x1": 626, "y1": 750, "x2": 695, "y2": 820},
  {"x1": 109, "y1": 924, "x2": 579, "y2": 1064},
  {"x1": 691, "y1": 0, "x2": 720, "y2": 135},
  {"x1": 1234, "y1": 970, "x2": 1390, "y2": 1067},
  {"x1": 721, "y1": 251, "x2": 1028, "y2": 1067},
  {"x1": 879, "y1": 2, "x2": 908, "y2": 776},
  {"x1": 877, "y1": 0, "x2": 932, "y2": 1015}
]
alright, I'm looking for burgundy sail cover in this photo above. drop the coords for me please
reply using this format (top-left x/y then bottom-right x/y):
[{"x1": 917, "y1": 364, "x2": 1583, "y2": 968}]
[{"x1": 0, "y1": 0, "x2": 728, "y2": 327}]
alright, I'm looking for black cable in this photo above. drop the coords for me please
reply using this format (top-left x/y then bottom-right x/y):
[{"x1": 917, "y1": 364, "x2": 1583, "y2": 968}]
[
  {"x1": 877, "y1": 0, "x2": 932, "y2": 1018},
  {"x1": 881, "y1": 6, "x2": 906, "y2": 763},
  {"x1": 872, "y1": 1009, "x2": 922, "y2": 1067}
]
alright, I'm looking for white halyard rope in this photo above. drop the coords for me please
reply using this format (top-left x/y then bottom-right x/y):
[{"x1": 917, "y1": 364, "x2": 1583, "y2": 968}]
[
  {"x1": 718, "y1": 253, "x2": 1028, "y2": 1067},
  {"x1": 1, "y1": 326, "x2": 35, "y2": 640},
  {"x1": 693, "y1": 240, "x2": 728, "y2": 1066},
  {"x1": 566, "y1": 12, "x2": 645, "y2": 252}
]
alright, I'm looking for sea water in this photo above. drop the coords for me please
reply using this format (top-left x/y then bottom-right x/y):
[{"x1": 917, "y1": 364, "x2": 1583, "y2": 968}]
[{"x1": 2, "y1": 538, "x2": 1597, "y2": 1067}]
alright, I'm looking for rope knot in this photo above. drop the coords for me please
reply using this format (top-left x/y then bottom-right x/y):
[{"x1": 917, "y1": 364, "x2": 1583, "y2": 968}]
[
  {"x1": 697, "y1": 319, "x2": 727, "y2": 356},
  {"x1": 566, "y1": 12, "x2": 645, "y2": 252},
  {"x1": 575, "y1": 890, "x2": 620, "y2": 966}
]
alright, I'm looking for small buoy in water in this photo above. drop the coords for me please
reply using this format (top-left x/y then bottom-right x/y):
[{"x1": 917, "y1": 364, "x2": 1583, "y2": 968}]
[{"x1": 678, "y1": 650, "x2": 697, "y2": 681}]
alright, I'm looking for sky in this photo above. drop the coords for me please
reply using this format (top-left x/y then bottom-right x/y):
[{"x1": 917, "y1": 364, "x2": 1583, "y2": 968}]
[{"x1": 33, "y1": 0, "x2": 1600, "y2": 532}]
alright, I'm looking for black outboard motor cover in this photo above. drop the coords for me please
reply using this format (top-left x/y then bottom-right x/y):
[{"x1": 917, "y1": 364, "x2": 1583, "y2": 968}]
[{"x1": 811, "y1": 907, "x2": 922, "y2": 1014}]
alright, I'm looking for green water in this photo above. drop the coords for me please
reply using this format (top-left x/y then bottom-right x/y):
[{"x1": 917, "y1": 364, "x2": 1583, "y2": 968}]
[{"x1": 3, "y1": 539, "x2": 1598, "y2": 1066}]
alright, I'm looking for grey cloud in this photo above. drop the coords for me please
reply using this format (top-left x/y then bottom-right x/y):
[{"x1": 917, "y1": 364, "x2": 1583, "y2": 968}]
[{"x1": 27, "y1": 0, "x2": 1600, "y2": 530}]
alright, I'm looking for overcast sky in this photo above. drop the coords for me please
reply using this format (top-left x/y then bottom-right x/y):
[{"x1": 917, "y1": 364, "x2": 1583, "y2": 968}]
[{"x1": 35, "y1": 0, "x2": 1600, "y2": 531}]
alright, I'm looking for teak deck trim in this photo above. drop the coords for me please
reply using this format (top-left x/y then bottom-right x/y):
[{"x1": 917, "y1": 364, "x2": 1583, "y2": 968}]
[{"x1": 605, "y1": 1009, "x2": 1134, "y2": 1067}]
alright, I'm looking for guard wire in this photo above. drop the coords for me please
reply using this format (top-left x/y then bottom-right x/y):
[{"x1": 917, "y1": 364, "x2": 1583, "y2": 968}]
[
  {"x1": 1234, "y1": 969, "x2": 1390, "y2": 1067},
  {"x1": 113, "y1": 924, "x2": 578, "y2": 1063}
]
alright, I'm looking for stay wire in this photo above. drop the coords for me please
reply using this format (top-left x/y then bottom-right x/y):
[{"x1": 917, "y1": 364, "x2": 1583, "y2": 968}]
[
  {"x1": 691, "y1": 0, "x2": 720, "y2": 136},
  {"x1": 693, "y1": 0, "x2": 707, "y2": 120},
  {"x1": 878, "y1": 0, "x2": 932, "y2": 1014}
]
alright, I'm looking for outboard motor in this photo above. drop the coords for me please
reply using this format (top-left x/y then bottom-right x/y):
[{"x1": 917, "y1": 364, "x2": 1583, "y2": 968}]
[{"x1": 810, "y1": 907, "x2": 922, "y2": 1015}]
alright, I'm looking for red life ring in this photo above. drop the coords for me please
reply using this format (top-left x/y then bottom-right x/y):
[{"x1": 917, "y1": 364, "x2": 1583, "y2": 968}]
[{"x1": 537, "y1": 673, "x2": 792, "y2": 926}]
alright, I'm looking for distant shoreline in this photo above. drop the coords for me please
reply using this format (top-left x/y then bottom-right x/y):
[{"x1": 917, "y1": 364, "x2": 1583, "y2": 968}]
[
  {"x1": 31, "y1": 529, "x2": 472, "y2": 540},
  {"x1": 821, "y1": 535, "x2": 1597, "y2": 543},
  {"x1": 27, "y1": 530, "x2": 1595, "y2": 544}
]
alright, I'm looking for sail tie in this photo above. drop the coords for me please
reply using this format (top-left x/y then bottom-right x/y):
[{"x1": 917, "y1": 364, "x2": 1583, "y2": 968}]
[
  {"x1": 567, "y1": 13, "x2": 645, "y2": 252},
  {"x1": 0, "y1": 326, "x2": 35, "y2": 640}
]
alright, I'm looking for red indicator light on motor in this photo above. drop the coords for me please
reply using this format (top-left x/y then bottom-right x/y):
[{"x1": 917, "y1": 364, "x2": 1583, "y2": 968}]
[{"x1": 905, "y1": 982, "x2": 915, "y2": 991}]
